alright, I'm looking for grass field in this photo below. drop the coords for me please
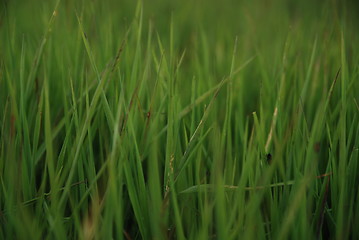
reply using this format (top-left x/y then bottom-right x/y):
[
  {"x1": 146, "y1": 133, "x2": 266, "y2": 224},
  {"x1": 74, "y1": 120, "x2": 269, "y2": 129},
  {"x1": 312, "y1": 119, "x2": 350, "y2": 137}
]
[{"x1": 1, "y1": 0, "x2": 359, "y2": 239}]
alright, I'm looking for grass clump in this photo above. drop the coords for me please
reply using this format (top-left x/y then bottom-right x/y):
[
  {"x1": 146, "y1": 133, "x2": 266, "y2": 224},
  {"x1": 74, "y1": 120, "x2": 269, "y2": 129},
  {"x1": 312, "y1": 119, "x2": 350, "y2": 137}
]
[{"x1": 1, "y1": 0, "x2": 358, "y2": 239}]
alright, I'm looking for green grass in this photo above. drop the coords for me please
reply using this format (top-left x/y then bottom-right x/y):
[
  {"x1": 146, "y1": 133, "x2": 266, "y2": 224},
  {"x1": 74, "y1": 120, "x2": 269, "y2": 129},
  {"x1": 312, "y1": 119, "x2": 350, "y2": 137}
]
[{"x1": 1, "y1": 0, "x2": 359, "y2": 239}]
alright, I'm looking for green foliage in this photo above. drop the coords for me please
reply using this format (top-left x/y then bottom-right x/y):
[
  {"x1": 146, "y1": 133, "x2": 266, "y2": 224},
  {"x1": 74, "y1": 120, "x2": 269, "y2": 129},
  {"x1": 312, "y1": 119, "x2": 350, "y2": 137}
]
[{"x1": 0, "y1": 0, "x2": 358, "y2": 239}]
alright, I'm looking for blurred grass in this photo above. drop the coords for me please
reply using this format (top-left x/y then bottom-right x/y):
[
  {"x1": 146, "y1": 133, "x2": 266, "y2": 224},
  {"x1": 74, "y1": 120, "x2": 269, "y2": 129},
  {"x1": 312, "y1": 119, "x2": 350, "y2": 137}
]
[{"x1": 1, "y1": 0, "x2": 358, "y2": 239}]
